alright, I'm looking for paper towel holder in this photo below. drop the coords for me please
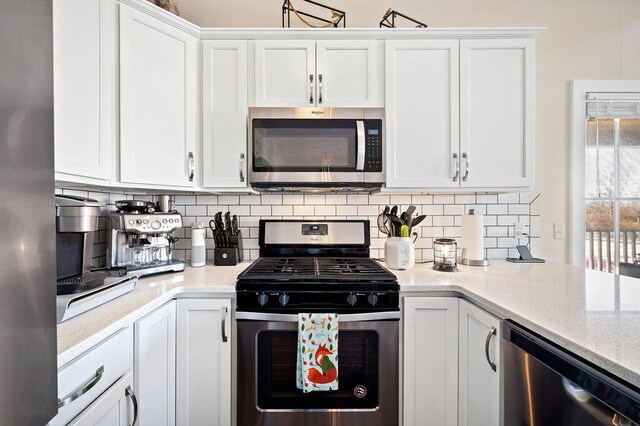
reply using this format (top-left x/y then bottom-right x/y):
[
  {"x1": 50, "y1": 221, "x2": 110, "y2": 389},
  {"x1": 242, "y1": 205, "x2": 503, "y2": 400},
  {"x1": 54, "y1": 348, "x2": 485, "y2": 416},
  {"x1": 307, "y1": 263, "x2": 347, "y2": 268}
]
[
  {"x1": 459, "y1": 208, "x2": 490, "y2": 266},
  {"x1": 459, "y1": 248, "x2": 490, "y2": 266}
]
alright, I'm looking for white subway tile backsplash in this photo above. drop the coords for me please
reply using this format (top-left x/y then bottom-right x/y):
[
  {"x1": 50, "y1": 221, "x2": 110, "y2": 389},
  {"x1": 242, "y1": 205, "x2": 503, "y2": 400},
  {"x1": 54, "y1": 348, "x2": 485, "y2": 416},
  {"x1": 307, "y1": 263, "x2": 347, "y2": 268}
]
[
  {"x1": 283, "y1": 194, "x2": 304, "y2": 205},
  {"x1": 477, "y1": 194, "x2": 498, "y2": 204},
  {"x1": 347, "y1": 194, "x2": 369, "y2": 205},
  {"x1": 261, "y1": 194, "x2": 282, "y2": 205},
  {"x1": 294, "y1": 205, "x2": 315, "y2": 216},
  {"x1": 304, "y1": 195, "x2": 326, "y2": 205},
  {"x1": 315, "y1": 205, "x2": 336, "y2": 216},
  {"x1": 336, "y1": 205, "x2": 358, "y2": 216},
  {"x1": 272, "y1": 205, "x2": 293, "y2": 216},
  {"x1": 65, "y1": 185, "x2": 536, "y2": 263},
  {"x1": 240, "y1": 195, "x2": 261, "y2": 205},
  {"x1": 218, "y1": 195, "x2": 239, "y2": 205},
  {"x1": 325, "y1": 194, "x2": 346, "y2": 204}
]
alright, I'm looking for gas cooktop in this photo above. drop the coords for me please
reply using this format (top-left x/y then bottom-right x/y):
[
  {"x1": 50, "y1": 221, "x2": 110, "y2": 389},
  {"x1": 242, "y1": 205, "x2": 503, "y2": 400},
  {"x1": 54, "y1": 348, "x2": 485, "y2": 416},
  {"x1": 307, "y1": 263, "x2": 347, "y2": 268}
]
[{"x1": 237, "y1": 257, "x2": 397, "y2": 283}]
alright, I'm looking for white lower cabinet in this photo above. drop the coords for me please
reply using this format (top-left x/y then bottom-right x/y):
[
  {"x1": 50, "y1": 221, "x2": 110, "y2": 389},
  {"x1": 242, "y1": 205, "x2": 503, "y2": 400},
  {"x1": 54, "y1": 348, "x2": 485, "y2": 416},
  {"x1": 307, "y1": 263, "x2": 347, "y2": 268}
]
[
  {"x1": 134, "y1": 300, "x2": 176, "y2": 426},
  {"x1": 404, "y1": 297, "x2": 502, "y2": 426},
  {"x1": 176, "y1": 298, "x2": 232, "y2": 426},
  {"x1": 68, "y1": 373, "x2": 136, "y2": 426},
  {"x1": 458, "y1": 300, "x2": 502, "y2": 426},
  {"x1": 403, "y1": 297, "x2": 459, "y2": 426}
]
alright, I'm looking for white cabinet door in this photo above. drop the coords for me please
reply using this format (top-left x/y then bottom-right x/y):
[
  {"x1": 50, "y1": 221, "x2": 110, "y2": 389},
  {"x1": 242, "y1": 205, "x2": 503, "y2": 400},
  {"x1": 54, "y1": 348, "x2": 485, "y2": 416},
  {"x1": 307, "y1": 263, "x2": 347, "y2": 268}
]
[
  {"x1": 119, "y1": 4, "x2": 198, "y2": 187},
  {"x1": 385, "y1": 40, "x2": 460, "y2": 188},
  {"x1": 176, "y1": 299, "x2": 231, "y2": 426},
  {"x1": 202, "y1": 40, "x2": 248, "y2": 188},
  {"x1": 68, "y1": 373, "x2": 136, "y2": 426},
  {"x1": 134, "y1": 301, "x2": 176, "y2": 426},
  {"x1": 459, "y1": 300, "x2": 502, "y2": 426},
  {"x1": 53, "y1": 0, "x2": 117, "y2": 182},
  {"x1": 460, "y1": 39, "x2": 534, "y2": 188},
  {"x1": 253, "y1": 40, "x2": 316, "y2": 107},
  {"x1": 403, "y1": 297, "x2": 459, "y2": 426},
  {"x1": 316, "y1": 40, "x2": 380, "y2": 107}
]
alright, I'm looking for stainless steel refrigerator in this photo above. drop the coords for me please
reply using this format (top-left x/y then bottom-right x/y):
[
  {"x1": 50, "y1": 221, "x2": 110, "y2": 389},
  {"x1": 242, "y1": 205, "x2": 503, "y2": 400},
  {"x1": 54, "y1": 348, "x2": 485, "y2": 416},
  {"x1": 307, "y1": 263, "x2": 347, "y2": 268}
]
[{"x1": 0, "y1": 0, "x2": 58, "y2": 424}]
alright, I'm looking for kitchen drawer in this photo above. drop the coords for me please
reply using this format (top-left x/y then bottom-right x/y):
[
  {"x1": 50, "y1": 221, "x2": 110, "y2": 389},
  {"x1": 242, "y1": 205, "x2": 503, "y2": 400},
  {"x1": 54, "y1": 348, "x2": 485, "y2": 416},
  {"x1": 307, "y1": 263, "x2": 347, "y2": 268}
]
[{"x1": 50, "y1": 327, "x2": 133, "y2": 425}]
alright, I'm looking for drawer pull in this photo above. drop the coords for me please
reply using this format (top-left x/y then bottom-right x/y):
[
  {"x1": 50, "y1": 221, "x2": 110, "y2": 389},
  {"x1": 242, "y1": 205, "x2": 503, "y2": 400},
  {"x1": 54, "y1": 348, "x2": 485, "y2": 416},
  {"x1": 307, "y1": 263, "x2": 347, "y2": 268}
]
[
  {"x1": 57, "y1": 366, "x2": 104, "y2": 408},
  {"x1": 485, "y1": 326, "x2": 497, "y2": 372},
  {"x1": 221, "y1": 306, "x2": 228, "y2": 343},
  {"x1": 126, "y1": 385, "x2": 138, "y2": 426}
]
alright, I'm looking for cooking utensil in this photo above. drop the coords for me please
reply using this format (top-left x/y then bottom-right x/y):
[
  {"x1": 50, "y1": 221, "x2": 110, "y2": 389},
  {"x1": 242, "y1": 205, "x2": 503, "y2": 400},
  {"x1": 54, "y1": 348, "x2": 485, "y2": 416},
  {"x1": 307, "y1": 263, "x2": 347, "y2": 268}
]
[
  {"x1": 224, "y1": 212, "x2": 232, "y2": 235},
  {"x1": 410, "y1": 215, "x2": 426, "y2": 229},
  {"x1": 377, "y1": 212, "x2": 390, "y2": 236},
  {"x1": 387, "y1": 214, "x2": 403, "y2": 237},
  {"x1": 390, "y1": 205, "x2": 398, "y2": 217}
]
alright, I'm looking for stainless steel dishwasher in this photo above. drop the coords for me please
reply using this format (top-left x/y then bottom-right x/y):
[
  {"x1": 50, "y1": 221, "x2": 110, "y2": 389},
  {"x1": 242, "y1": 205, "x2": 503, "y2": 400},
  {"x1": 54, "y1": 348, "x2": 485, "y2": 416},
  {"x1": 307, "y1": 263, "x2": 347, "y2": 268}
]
[{"x1": 503, "y1": 320, "x2": 640, "y2": 425}]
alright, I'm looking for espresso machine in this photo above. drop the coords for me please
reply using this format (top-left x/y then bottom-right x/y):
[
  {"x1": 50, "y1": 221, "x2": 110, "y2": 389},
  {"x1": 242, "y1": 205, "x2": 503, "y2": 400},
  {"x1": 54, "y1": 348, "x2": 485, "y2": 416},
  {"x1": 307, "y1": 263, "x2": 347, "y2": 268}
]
[
  {"x1": 107, "y1": 199, "x2": 185, "y2": 276},
  {"x1": 55, "y1": 195, "x2": 137, "y2": 323}
]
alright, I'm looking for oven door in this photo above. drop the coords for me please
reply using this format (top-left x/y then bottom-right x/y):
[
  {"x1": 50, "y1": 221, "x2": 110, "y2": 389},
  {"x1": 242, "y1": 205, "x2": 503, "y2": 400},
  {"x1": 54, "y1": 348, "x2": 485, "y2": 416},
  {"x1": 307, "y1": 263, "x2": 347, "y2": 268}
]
[
  {"x1": 250, "y1": 118, "x2": 373, "y2": 184},
  {"x1": 237, "y1": 311, "x2": 399, "y2": 426}
]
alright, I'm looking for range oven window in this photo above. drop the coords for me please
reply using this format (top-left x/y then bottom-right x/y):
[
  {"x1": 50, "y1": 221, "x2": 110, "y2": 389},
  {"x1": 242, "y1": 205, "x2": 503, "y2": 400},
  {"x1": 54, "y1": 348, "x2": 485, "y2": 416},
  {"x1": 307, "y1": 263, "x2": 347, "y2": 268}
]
[
  {"x1": 253, "y1": 119, "x2": 357, "y2": 172},
  {"x1": 256, "y1": 329, "x2": 379, "y2": 410}
]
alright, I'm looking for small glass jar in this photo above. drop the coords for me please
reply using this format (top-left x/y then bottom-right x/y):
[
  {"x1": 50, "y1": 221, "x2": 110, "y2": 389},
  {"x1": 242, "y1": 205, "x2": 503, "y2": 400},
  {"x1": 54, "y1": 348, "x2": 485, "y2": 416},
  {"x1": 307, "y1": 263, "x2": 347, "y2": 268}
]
[
  {"x1": 385, "y1": 237, "x2": 415, "y2": 270},
  {"x1": 433, "y1": 238, "x2": 458, "y2": 272}
]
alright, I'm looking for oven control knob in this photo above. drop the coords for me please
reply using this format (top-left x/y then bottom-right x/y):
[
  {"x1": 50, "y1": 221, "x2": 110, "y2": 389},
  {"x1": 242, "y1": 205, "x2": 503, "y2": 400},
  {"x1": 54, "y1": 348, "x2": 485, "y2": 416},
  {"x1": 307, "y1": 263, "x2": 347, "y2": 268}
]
[
  {"x1": 347, "y1": 293, "x2": 358, "y2": 306},
  {"x1": 278, "y1": 294, "x2": 290, "y2": 306},
  {"x1": 367, "y1": 293, "x2": 379, "y2": 306},
  {"x1": 257, "y1": 293, "x2": 269, "y2": 306}
]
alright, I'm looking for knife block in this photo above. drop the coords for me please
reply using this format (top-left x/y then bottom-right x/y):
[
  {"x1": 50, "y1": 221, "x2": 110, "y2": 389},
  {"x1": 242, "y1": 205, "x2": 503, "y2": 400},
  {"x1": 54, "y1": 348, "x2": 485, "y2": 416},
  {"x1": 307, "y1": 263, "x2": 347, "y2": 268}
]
[{"x1": 213, "y1": 230, "x2": 244, "y2": 265}]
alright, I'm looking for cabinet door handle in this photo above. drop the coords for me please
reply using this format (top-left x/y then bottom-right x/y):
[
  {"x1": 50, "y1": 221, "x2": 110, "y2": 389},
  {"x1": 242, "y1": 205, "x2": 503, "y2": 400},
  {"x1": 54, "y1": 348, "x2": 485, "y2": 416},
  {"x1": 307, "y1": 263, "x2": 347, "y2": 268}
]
[
  {"x1": 309, "y1": 74, "x2": 314, "y2": 104},
  {"x1": 188, "y1": 151, "x2": 195, "y2": 182},
  {"x1": 239, "y1": 153, "x2": 245, "y2": 182},
  {"x1": 462, "y1": 152, "x2": 469, "y2": 182},
  {"x1": 57, "y1": 366, "x2": 104, "y2": 408},
  {"x1": 221, "y1": 306, "x2": 228, "y2": 343},
  {"x1": 318, "y1": 74, "x2": 323, "y2": 104},
  {"x1": 452, "y1": 153, "x2": 459, "y2": 182},
  {"x1": 125, "y1": 385, "x2": 138, "y2": 426},
  {"x1": 485, "y1": 326, "x2": 497, "y2": 372}
]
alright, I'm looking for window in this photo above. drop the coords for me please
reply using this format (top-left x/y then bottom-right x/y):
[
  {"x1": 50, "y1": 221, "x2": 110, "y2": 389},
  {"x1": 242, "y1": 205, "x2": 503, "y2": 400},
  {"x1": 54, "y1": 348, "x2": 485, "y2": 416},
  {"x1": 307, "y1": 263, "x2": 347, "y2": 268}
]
[{"x1": 571, "y1": 81, "x2": 640, "y2": 279}]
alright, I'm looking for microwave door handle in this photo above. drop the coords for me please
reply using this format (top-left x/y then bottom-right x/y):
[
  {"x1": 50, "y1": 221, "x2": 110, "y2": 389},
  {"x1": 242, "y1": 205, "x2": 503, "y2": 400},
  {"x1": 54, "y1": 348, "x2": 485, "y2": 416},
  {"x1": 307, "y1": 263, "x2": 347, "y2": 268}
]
[{"x1": 356, "y1": 120, "x2": 365, "y2": 171}]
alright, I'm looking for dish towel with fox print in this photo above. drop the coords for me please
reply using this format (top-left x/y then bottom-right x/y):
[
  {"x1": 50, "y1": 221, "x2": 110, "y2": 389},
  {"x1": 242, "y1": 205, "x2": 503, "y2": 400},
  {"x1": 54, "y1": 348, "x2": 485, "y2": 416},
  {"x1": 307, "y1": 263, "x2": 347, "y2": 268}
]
[{"x1": 296, "y1": 313, "x2": 338, "y2": 392}]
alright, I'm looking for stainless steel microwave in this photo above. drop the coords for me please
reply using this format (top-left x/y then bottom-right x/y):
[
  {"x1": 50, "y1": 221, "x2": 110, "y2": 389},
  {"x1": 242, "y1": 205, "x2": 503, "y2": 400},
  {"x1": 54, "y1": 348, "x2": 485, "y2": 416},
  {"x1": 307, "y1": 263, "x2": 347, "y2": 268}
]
[{"x1": 249, "y1": 117, "x2": 384, "y2": 191}]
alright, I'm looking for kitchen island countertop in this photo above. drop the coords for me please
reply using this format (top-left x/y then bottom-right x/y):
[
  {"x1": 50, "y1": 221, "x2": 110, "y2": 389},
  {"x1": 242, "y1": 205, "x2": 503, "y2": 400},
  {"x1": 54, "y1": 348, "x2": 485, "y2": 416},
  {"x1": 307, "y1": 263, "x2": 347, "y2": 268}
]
[{"x1": 57, "y1": 259, "x2": 640, "y2": 389}]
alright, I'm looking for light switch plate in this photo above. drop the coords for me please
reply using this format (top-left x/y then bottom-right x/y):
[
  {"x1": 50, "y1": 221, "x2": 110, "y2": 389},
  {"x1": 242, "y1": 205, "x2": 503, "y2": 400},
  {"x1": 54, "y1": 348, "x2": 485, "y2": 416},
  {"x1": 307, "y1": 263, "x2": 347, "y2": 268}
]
[{"x1": 553, "y1": 222, "x2": 566, "y2": 240}]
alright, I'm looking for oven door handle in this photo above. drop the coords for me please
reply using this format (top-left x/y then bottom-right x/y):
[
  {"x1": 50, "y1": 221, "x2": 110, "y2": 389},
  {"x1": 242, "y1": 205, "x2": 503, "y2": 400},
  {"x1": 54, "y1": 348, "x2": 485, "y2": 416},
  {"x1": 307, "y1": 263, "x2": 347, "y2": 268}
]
[
  {"x1": 235, "y1": 311, "x2": 399, "y2": 322},
  {"x1": 356, "y1": 120, "x2": 365, "y2": 171}
]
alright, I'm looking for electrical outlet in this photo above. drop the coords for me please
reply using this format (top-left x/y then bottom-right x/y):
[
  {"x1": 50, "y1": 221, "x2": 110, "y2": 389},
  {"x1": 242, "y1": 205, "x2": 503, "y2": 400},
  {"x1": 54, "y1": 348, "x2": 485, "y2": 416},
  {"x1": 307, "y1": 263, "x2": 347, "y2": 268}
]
[
  {"x1": 514, "y1": 222, "x2": 526, "y2": 237},
  {"x1": 553, "y1": 222, "x2": 566, "y2": 240}
]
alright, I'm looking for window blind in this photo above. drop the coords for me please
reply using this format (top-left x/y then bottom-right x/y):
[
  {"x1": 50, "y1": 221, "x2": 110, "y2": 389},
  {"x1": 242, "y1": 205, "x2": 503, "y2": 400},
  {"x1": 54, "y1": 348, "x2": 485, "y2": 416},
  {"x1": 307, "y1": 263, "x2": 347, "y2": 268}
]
[{"x1": 586, "y1": 92, "x2": 640, "y2": 119}]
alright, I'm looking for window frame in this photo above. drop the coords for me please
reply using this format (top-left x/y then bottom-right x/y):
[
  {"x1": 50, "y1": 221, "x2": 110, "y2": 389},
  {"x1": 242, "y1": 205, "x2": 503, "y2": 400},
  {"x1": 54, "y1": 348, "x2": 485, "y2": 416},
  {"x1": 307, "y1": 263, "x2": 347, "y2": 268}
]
[{"x1": 570, "y1": 80, "x2": 640, "y2": 267}]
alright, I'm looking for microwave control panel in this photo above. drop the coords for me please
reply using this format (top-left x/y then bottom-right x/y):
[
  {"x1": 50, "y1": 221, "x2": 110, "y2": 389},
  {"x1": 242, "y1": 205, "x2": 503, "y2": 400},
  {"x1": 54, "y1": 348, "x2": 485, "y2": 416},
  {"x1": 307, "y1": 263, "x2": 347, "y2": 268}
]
[{"x1": 364, "y1": 120, "x2": 383, "y2": 172}]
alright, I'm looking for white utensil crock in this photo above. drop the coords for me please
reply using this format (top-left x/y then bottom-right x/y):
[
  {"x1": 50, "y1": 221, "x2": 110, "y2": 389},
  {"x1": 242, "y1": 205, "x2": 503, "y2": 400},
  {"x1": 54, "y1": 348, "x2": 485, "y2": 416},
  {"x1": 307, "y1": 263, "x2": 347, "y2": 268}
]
[{"x1": 384, "y1": 237, "x2": 415, "y2": 270}]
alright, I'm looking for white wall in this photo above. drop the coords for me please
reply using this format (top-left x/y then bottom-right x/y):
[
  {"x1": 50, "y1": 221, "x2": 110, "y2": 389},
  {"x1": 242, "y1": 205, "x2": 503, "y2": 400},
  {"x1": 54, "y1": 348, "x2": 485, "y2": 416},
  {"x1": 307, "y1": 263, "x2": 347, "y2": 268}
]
[{"x1": 177, "y1": 0, "x2": 640, "y2": 263}]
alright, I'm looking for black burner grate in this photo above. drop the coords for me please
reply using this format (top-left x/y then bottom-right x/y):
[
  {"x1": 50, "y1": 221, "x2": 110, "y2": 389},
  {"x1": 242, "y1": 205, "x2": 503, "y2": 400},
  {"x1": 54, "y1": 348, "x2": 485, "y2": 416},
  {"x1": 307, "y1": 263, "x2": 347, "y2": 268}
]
[{"x1": 238, "y1": 257, "x2": 396, "y2": 282}]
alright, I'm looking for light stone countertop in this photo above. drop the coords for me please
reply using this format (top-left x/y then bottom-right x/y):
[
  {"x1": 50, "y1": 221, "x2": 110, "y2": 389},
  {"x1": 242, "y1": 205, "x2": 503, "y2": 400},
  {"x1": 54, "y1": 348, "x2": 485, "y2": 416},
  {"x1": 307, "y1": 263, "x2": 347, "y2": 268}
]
[{"x1": 57, "y1": 259, "x2": 640, "y2": 389}]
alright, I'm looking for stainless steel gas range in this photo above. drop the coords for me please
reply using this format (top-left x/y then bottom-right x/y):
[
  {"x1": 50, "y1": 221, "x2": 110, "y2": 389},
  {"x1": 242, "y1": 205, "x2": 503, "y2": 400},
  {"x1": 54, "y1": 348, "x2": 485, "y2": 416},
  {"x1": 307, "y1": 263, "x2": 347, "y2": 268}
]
[{"x1": 236, "y1": 220, "x2": 400, "y2": 426}]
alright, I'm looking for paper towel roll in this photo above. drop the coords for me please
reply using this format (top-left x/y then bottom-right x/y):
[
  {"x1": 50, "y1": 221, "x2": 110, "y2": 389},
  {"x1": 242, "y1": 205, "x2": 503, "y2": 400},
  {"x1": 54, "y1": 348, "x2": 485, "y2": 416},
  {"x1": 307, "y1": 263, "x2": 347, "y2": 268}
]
[{"x1": 461, "y1": 213, "x2": 484, "y2": 261}]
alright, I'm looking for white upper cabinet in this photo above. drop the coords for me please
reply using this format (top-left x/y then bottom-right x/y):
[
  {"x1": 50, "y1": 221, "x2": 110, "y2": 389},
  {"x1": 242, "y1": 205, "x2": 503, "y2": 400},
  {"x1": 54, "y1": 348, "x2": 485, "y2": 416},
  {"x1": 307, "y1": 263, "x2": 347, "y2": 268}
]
[
  {"x1": 385, "y1": 40, "x2": 460, "y2": 188},
  {"x1": 202, "y1": 40, "x2": 249, "y2": 189},
  {"x1": 403, "y1": 297, "x2": 459, "y2": 426},
  {"x1": 53, "y1": 0, "x2": 117, "y2": 183},
  {"x1": 253, "y1": 40, "x2": 316, "y2": 107},
  {"x1": 460, "y1": 39, "x2": 535, "y2": 188},
  {"x1": 316, "y1": 40, "x2": 381, "y2": 107},
  {"x1": 119, "y1": 4, "x2": 198, "y2": 187},
  {"x1": 458, "y1": 300, "x2": 502, "y2": 426},
  {"x1": 253, "y1": 39, "x2": 381, "y2": 108}
]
